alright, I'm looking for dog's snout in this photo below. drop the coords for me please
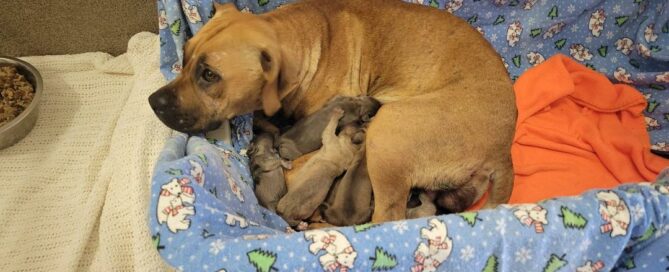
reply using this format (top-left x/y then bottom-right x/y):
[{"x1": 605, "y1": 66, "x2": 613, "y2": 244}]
[
  {"x1": 154, "y1": 94, "x2": 171, "y2": 108},
  {"x1": 149, "y1": 88, "x2": 177, "y2": 112},
  {"x1": 148, "y1": 87, "x2": 205, "y2": 132}
]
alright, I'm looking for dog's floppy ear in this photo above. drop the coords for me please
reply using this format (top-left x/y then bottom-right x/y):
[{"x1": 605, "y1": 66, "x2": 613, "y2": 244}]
[
  {"x1": 258, "y1": 30, "x2": 300, "y2": 116},
  {"x1": 213, "y1": 2, "x2": 239, "y2": 17},
  {"x1": 260, "y1": 49, "x2": 282, "y2": 116}
]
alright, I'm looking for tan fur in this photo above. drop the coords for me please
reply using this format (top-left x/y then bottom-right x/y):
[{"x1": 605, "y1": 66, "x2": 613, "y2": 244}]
[
  {"x1": 283, "y1": 151, "x2": 315, "y2": 189},
  {"x1": 149, "y1": 0, "x2": 516, "y2": 223}
]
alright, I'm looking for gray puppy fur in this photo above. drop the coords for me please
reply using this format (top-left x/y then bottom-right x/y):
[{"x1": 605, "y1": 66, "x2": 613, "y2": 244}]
[
  {"x1": 323, "y1": 167, "x2": 438, "y2": 226},
  {"x1": 321, "y1": 144, "x2": 372, "y2": 226},
  {"x1": 276, "y1": 108, "x2": 364, "y2": 226},
  {"x1": 278, "y1": 95, "x2": 380, "y2": 160},
  {"x1": 249, "y1": 132, "x2": 290, "y2": 211},
  {"x1": 406, "y1": 192, "x2": 438, "y2": 219}
]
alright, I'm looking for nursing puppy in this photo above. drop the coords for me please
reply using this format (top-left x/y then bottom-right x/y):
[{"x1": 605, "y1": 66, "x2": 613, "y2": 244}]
[
  {"x1": 321, "y1": 145, "x2": 372, "y2": 226},
  {"x1": 323, "y1": 168, "x2": 438, "y2": 226},
  {"x1": 249, "y1": 132, "x2": 289, "y2": 211},
  {"x1": 276, "y1": 108, "x2": 363, "y2": 226},
  {"x1": 278, "y1": 95, "x2": 380, "y2": 160},
  {"x1": 406, "y1": 192, "x2": 438, "y2": 219},
  {"x1": 253, "y1": 113, "x2": 282, "y2": 144},
  {"x1": 148, "y1": 0, "x2": 517, "y2": 223}
]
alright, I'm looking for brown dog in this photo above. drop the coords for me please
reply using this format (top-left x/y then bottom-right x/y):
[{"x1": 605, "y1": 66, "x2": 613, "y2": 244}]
[
  {"x1": 276, "y1": 108, "x2": 363, "y2": 226},
  {"x1": 278, "y1": 95, "x2": 380, "y2": 160},
  {"x1": 148, "y1": 0, "x2": 516, "y2": 223}
]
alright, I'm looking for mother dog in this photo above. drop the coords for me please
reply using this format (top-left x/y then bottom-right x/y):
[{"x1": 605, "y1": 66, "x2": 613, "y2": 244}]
[{"x1": 148, "y1": 0, "x2": 516, "y2": 222}]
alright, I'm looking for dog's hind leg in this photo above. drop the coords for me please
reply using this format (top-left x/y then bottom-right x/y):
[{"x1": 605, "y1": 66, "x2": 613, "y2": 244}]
[
  {"x1": 365, "y1": 102, "x2": 419, "y2": 222},
  {"x1": 366, "y1": 152, "x2": 412, "y2": 222},
  {"x1": 366, "y1": 88, "x2": 515, "y2": 223}
]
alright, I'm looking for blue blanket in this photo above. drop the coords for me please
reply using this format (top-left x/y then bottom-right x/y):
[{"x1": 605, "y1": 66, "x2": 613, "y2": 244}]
[{"x1": 151, "y1": 0, "x2": 669, "y2": 271}]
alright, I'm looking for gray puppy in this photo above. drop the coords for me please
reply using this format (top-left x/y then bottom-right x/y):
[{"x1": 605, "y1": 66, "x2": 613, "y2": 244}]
[
  {"x1": 406, "y1": 192, "x2": 438, "y2": 219},
  {"x1": 321, "y1": 123, "x2": 436, "y2": 226},
  {"x1": 276, "y1": 108, "x2": 364, "y2": 226},
  {"x1": 323, "y1": 165, "x2": 438, "y2": 226},
  {"x1": 278, "y1": 95, "x2": 380, "y2": 160},
  {"x1": 321, "y1": 145, "x2": 372, "y2": 226},
  {"x1": 249, "y1": 132, "x2": 290, "y2": 211}
]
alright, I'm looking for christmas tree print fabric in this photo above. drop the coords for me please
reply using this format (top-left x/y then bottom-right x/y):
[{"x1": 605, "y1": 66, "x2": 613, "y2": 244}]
[
  {"x1": 152, "y1": 0, "x2": 669, "y2": 271},
  {"x1": 149, "y1": 132, "x2": 669, "y2": 271}
]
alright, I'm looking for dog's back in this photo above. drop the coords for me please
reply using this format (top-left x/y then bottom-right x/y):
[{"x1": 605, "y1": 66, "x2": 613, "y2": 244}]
[
  {"x1": 270, "y1": 0, "x2": 513, "y2": 105},
  {"x1": 265, "y1": 0, "x2": 516, "y2": 222}
]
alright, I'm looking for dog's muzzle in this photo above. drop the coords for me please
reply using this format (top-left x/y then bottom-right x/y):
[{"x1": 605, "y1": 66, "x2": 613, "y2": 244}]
[
  {"x1": 149, "y1": 87, "x2": 198, "y2": 132},
  {"x1": 149, "y1": 87, "x2": 223, "y2": 133}
]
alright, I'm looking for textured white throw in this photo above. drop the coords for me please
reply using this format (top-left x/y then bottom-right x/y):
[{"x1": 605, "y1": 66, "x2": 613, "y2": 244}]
[{"x1": 0, "y1": 32, "x2": 173, "y2": 271}]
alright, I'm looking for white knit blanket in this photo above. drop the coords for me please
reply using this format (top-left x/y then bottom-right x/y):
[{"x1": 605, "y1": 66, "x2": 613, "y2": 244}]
[{"x1": 0, "y1": 32, "x2": 172, "y2": 271}]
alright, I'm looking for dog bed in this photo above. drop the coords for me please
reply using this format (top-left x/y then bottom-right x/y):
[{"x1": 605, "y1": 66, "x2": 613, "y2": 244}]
[{"x1": 150, "y1": 0, "x2": 669, "y2": 271}]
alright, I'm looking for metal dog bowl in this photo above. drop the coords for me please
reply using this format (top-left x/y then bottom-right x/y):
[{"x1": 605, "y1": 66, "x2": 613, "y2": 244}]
[{"x1": 0, "y1": 56, "x2": 42, "y2": 150}]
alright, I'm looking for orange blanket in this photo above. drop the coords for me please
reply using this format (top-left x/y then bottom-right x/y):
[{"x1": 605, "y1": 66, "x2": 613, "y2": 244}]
[{"x1": 471, "y1": 54, "x2": 669, "y2": 209}]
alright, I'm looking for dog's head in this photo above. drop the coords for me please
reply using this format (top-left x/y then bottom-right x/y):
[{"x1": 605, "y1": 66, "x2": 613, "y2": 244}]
[{"x1": 149, "y1": 3, "x2": 295, "y2": 133}]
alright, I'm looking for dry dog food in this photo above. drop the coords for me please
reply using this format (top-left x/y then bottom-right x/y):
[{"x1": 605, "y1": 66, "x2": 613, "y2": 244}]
[{"x1": 0, "y1": 65, "x2": 35, "y2": 127}]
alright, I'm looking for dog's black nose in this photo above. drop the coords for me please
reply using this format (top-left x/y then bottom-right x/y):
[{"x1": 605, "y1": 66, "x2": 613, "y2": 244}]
[
  {"x1": 149, "y1": 88, "x2": 177, "y2": 113},
  {"x1": 153, "y1": 94, "x2": 171, "y2": 108},
  {"x1": 148, "y1": 88, "x2": 200, "y2": 132}
]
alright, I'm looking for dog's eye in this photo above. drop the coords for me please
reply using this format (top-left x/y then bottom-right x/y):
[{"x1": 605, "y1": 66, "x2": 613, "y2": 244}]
[{"x1": 202, "y1": 68, "x2": 220, "y2": 83}]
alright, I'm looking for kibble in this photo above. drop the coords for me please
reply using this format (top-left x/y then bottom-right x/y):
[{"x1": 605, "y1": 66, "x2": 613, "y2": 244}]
[{"x1": 0, "y1": 65, "x2": 35, "y2": 127}]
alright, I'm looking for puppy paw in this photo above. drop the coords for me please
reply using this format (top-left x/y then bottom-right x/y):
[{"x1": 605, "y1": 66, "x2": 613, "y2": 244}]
[
  {"x1": 280, "y1": 159, "x2": 293, "y2": 169},
  {"x1": 296, "y1": 221, "x2": 309, "y2": 231},
  {"x1": 330, "y1": 107, "x2": 345, "y2": 119}
]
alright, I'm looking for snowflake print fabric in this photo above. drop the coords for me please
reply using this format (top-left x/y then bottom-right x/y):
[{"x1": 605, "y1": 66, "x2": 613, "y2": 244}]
[
  {"x1": 152, "y1": 0, "x2": 669, "y2": 271},
  {"x1": 151, "y1": 140, "x2": 669, "y2": 271}
]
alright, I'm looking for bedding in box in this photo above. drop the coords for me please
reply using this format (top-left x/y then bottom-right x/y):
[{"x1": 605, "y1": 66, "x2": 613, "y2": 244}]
[{"x1": 150, "y1": 0, "x2": 669, "y2": 271}]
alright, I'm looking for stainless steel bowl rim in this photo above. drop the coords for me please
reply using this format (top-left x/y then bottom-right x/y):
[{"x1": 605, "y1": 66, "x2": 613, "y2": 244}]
[{"x1": 0, "y1": 56, "x2": 42, "y2": 135}]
